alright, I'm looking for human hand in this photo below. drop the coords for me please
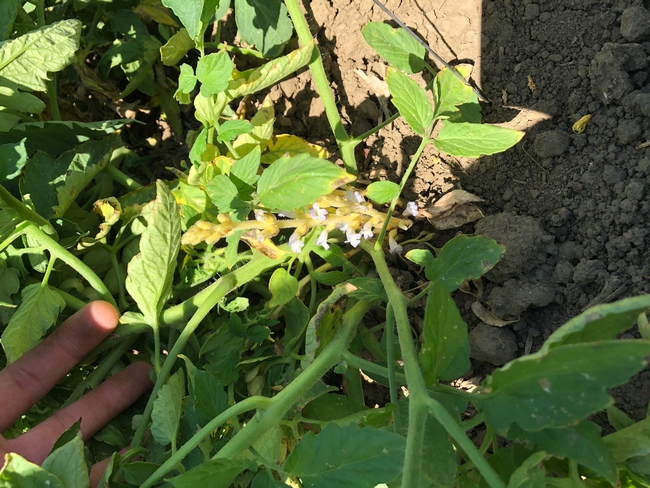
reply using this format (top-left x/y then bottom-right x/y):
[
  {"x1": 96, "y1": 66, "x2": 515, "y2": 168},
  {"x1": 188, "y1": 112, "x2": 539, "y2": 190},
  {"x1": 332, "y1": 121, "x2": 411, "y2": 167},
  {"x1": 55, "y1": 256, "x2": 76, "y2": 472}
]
[{"x1": 0, "y1": 301, "x2": 153, "y2": 485}]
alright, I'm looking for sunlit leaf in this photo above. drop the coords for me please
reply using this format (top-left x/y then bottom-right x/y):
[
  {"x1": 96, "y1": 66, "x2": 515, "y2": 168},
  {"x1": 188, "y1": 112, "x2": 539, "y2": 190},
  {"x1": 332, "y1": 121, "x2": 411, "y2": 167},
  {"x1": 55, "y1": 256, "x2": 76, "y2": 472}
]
[
  {"x1": 0, "y1": 86, "x2": 45, "y2": 114},
  {"x1": 168, "y1": 458, "x2": 253, "y2": 488},
  {"x1": 234, "y1": 0, "x2": 293, "y2": 58},
  {"x1": 42, "y1": 431, "x2": 89, "y2": 488},
  {"x1": 174, "y1": 63, "x2": 197, "y2": 104},
  {"x1": 366, "y1": 180, "x2": 400, "y2": 205},
  {"x1": 160, "y1": 28, "x2": 194, "y2": 66},
  {"x1": 432, "y1": 66, "x2": 474, "y2": 120},
  {"x1": 361, "y1": 22, "x2": 425, "y2": 74},
  {"x1": 269, "y1": 268, "x2": 298, "y2": 308},
  {"x1": 196, "y1": 51, "x2": 234, "y2": 97},
  {"x1": 0, "y1": 453, "x2": 64, "y2": 488},
  {"x1": 217, "y1": 119, "x2": 253, "y2": 143},
  {"x1": 261, "y1": 134, "x2": 330, "y2": 164},
  {"x1": 0, "y1": 138, "x2": 27, "y2": 181},
  {"x1": 386, "y1": 67, "x2": 433, "y2": 135},
  {"x1": 433, "y1": 121, "x2": 524, "y2": 158}
]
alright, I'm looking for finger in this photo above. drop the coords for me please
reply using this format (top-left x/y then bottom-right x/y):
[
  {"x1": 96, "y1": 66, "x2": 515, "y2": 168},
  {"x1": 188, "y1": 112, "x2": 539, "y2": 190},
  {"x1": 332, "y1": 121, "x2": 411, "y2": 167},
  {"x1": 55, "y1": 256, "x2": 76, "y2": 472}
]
[
  {"x1": 89, "y1": 446, "x2": 130, "y2": 488},
  {"x1": 9, "y1": 361, "x2": 152, "y2": 465},
  {"x1": 0, "y1": 301, "x2": 119, "y2": 431}
]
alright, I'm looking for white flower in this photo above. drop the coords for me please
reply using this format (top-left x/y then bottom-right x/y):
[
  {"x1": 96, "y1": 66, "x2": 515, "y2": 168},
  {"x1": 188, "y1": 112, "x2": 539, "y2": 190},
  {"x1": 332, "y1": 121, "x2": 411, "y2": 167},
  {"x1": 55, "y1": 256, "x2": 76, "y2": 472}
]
[
  {"x1": 277, "y1": 210, "x2": 297, "y2": 218},
  {"x1": 309, "y1": 203, "x2": 328, "y2": 221},
  {"x1": 316, "y1": 228, "x2": 330, "y2": 250},
  {"x1": 254, "y1": 209, "x2": 266, "y2": 221},
  {"x1": 346, "y1": 190, "x2": 364, "y2": 203},
  {"x1": 345, "y1": 227, "x2": 361, "y2": 248},
  {"x1": 359, "y1": 221, "x2": 374, "y2": 240},
  {"x1": 389, "y1": 235, "x2": 403, "y2": 254},
  {"x1": 402, "y1": 201, "x2": 419, "y2": 217},
  {"x1": 289, "y1": 231, "x2": 304, "y2": 253},
  {"x1": 338, "y1": 222, "x2": 349, "y2": 232}
]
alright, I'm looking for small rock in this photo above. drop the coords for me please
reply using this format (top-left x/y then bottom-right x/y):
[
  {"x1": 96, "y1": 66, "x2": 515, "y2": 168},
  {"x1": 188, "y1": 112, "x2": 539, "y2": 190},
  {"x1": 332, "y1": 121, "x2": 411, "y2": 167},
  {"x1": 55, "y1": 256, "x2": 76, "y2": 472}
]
[
  {"x1": 502, "y1": 188, "x2": 513, "y2": 201},
  {"x1": 616, "y1": 119, "x2": 642, "y2": 144},
  {"x1": 638, "y1": 158, "x2": 650, "y2": 174},
  {"x1": 524, "y1": 4, "x2": 540, "y2": 20},
  {"x1": 589, "y1": 44, "x2": 635, "y2": 103},
  {"x1": 488, "y1": 278, "x2": 556, "y2": 318},
  {"x1": 602, "y1": 164, "x2": 627, "y2": 185},
  {"x1": 553, "y1": 261, "x2": 574, "y2": 284},
  {"x1": 539, "y1": 11, "x2": 551, "y2": 22},
  {"x1": 630, "y1": 92, "x2": 650, "y2": 117},
  {"x1": 548, "y1": 54, "x2": 563, "y2": 63},
  {"x1": 625, "y1": 179, "x2": 645, "y2": 200},
  {"x1": 557, "y1": 240, "x2": 578, "y2": 261},
  {"x1": 469, "y1": 324, "x2": 518, "y2": 366},
  {"x1": 573, "y1": 259, "x2": 607, "y2": 285},
  {"x1": 534, "y1": 130, "x2": 570, "y2": 158},
  {"x1": 621, "y1": 6, "x2": 650, "y2": 42}
]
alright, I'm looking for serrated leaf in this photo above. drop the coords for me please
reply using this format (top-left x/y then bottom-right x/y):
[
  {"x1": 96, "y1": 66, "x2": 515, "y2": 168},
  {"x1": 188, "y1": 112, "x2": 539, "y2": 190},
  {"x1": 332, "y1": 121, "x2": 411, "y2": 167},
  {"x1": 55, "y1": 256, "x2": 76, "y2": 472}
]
[
  {"x1": 230, "y1": 146, "x2": 261, "y2": 187},
  {"x1": 284, "y1": 423, "x2": 406, "y2": 488},
  {"x1": 0, "y1": 0, "x2": 21, "y2": 40},
  {"x1": 151, "y1": 370, "x2": 185, "y2": 446},
  {"x1": 0, "y1": 86, "x2": 45, "y2": 114},
  {"x1": 174, "y1": 63, "x2": 197, "y2": 104},
  {"x1": 217, "y1": 119, "x2": 253, "y2": 143},
  {"x1": 507, "y1": 421, "x2": 617, "y2": 483},
  {"x1": 425, "y1": 234, "x2": 504, "y2": 292},
  {"x1": 161, "y1": 0, "x2": 219, "y2": 41},
  {"x1": 181, "y1": 356, "x2": 229, "y2": 420},
  {"x1": 478, "y1": 341, "x2": 650, "y2": 435},
  {"x1": 205, "y1": 174, "x2": 249, "y2": 216},
  {"x1": 168, "y1": 458, "x2": 252, "y2": 488},
  {"x1": 125, "y1": 180, "x2": 181, "y2": 323},
  {"x1": 366, "y1": 180, "x2": 400, "y2": 204},
  {"x1": 433, "y1": 121, "x2": 524, "y2": 158},
  {"x1": 20, "y1": 134, "x2": 118, "y2": 219},
  {"x1": 269, "y1": 268, "x2": 298, "y2": 308},
  {"x1": 539, "y1": 295, "x2": 650, "y2": 354},
  {"x1": 0, "y1": 19, "x2": 81, "y2": 91},
  {"x1": 1, "y1": 283, "x2": 65, "y2": 363},
  {"x1": 347, "y1": 277, "x2": 387, "y2": 302},
  {"x1": 196, "y1": 51, "x2": 234, "y2": 97},
  {"x1": 386, "y1": 66, "x2": 433, "y2": 135},
  {"x1": 226, "y1": 42, "x2": 314, "y2": 100},
  {"x1": 0, "y1": 138, "x2": 27, "y2": 181},
  {"x1": 420, "y1": 281, "x2": 470, "y2": 382},
  {"x1": 0, "y1": 453, "x2": 64, "y2": 488},
  {"x1": 361, "y1": 22, "x2": 426, "y2": 74},
  {"x1": 257, "y1": 153, "x2": 353, "y2": 210},
  {"x1": 42, "y1": 431, "x2": 89, "y2": 488},
  {"x1": 234, "y1": 0, "x2": 293, "y2": 58},
  {"x1": 160, "y1": 28, "x2": 194, "y2": 66},
  {"x1": 230, "y1": 95, "x2": 275, "y2": 157},
  {"x1": 260, "y1": 134, "x2": 330, "y2": 164},
  {"x1": 604, "y1": 415, "x2": 650, "y2": 463},
  {"x1": 433, "y1": 66, "x2": 474, "y2": 120}
]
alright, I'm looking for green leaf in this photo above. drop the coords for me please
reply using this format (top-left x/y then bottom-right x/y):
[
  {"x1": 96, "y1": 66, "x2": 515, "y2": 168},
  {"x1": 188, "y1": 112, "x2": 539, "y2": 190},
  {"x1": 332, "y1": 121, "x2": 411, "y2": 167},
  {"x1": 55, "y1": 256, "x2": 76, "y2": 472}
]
[
  {"x1": 302, "y1": 394, "x2": 368, "y2": 422},
  {"x1": 361, "y1": 22, "x2": 426, "y2": 74},
  {"x1": 0, "y1": 0, "x2": 21, "y2": 40},
  {"x1": 386, "y1": 66, "x2": 433, "y2": 135},
  {"x1": 217, "y1": 119, "x2": 254, "y2": 143},
  {"x1": 196, "y1": 51, "x2": 234, "y2": 97},
  {"x1": 539, "y1": 295, "x2": 650, "y2": 354},
  {"x1": 433, "y1": 121, "x2": 524, "y2": 158},
  {"x1": 420, "y1": 281, "x2": 470, "y2": 382},
  {"x1": 252, "y1": 470, "x2": 290, "y2": 488},
  {"x1": 269, "y1": 268, "x2": 298, "y2": 308},
  {"x1": 160, "y1": 28, "x2": 194, "y2": 66},
  {"x1": 0, "y1": 138, "x2": 27, "y2": 181},
  {"x1": 366, "y1": 180, "x2": 400, "y2": 204},
  {"x1": 168, "y1": 458, "x2": 252, "y2": 488},
  {"x1": 205, "y1": 174, "x2": 249, "y2": 215},
  {"x1": 478, "y1": 340, "x2": 650, "y2": 435},
  {"x1": 125, "y1": 180, "x2": 181, "y2": 323},
  {"x1": 1, "y1": 283, "x2": 65, "y2": 364},
  {"x1": 151, "y1": 370, "x2": 185, "y2": 446},
  {"x1": 226, "y1": 42, "x2": 314, "y2": 100},
  {"x1": 423, "y1": 234, "x2": 504, "y2": 292},
  {"x1": 0, "y1": 119, "x2": 130, "y2": 156},
  {"x1": 257, "y1": 153, "x2": 353, "y2": 210},
  {"x1": 508, "y1": 420, "x2": 617, "y2": 483},
  {"x1": 606, "y1": 404, "x2": 635, "y2": 431},
  {"x1": 0, "y1": 453, "x2": 64, "y2": 488},
  {"x1": 174, "y1": 63, "x2": 197, "y2": 104},
  {"x1": 404, "y1": 248, "x2": 436, "y2": 270},
  {"x1": 161, "y1": 0, "x2": 220, "y2": 41},
  {"x1": 0, "y1": 264, "x2": 20, "y2": 324},
  {"x1": 433, "y1": 66, "x2": 474, "y2": 120},
  {"x1": 284, "y1": 423, "x2": 406, "y2": 487},
  {"x1": 41, "y1": 432, "x2": 89, "y2": 488},
  {"x1": 181, "y1": 355, "x2": 229, "y2": 419},
  {"x1": 347, "y1": 278, "x2": 387, "y2": 302},
  {"x1": 230, "y1": 146, "x2": 261, "y2": 187},
  {"x1": 20, "y1": 134, "x2": 118, "y2": 219},
  {"x1": 0, "y1": 86, "x2": 45, "y2": 114},
  {"x1": 234, "y1": 0, "x2": 293, "y2": 58},
  {"x1": 506, "y1": 452, "x2": 548, "y2": 488},
  {"x1": 252, "y1": 424, "x2": 284, "y2": 463},
  {"x1": 0, "y1": 19, "x2": 81, "y2": 92},
  {"x1": 604, "y1": 415, "x2": 650, "y2": 463}
]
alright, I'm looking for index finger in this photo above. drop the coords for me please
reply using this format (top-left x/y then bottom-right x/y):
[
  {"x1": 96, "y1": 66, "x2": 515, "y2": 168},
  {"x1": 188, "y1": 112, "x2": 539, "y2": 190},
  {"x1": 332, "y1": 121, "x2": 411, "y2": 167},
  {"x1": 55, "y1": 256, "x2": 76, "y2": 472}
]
[{"x1": 0, "y1": 301, "x2": 119, "y2": 431}]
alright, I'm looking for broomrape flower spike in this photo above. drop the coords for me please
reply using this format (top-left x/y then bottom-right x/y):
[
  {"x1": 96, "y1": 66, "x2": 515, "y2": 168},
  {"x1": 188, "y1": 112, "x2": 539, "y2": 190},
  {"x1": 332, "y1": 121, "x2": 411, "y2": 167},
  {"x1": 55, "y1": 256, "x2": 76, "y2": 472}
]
[
  {"x1": 402, "y1": 201, "x2": 418, "y2": 217},
  {"x1": 345, "y1": 227, "x2": 362, "y2": 248},
  {"x1": 388, "y1": 229, "x2": 403, "y2": 255},
  {"x1": 316, "y1": 228, "x2": 330, "y2": 250},
  {"x1": 289, "y1": 231, "x2": 305, "y2": 253},
  {"x1": 309, "y1": 203, "x2": 328, "y2": 221}
]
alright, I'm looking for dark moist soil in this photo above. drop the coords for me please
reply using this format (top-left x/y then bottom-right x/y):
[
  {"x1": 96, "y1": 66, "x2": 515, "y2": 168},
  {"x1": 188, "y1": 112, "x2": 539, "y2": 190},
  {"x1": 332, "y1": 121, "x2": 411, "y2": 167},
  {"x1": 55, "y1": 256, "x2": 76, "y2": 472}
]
[{"x1": 266, "y1": 0, "x2": 650, "y2": 423}]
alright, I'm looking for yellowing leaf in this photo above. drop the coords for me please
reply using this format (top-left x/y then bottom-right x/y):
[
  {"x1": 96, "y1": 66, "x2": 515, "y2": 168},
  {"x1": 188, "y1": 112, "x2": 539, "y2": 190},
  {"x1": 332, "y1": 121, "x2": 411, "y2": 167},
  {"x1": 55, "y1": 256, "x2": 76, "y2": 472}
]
[
  {"x1": 261, "y1": 134, "x2": 330, "y2": 164},
  {"x1": 230, "y1": 95, "x2": 274, "y2": 157},
  {"x1": 134, "y1": 0, "x2": 179, "y2": 26}
]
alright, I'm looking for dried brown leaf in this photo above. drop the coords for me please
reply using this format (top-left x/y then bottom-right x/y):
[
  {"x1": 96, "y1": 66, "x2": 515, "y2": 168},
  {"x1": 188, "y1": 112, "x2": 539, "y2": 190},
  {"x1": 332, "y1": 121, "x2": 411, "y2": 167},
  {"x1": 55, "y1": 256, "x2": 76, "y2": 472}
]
[{"x1": 471, "y1": 301, "x2": 518, "y2": 327}]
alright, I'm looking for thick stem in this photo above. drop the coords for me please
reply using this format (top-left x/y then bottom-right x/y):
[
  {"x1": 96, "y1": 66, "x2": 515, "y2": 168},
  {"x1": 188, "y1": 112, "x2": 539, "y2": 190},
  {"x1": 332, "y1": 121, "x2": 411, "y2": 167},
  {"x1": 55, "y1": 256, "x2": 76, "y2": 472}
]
[
  {"x1": 0, "y1": 184, "x2": 53, "y2": 231},
  {"x1": 284, "y1": 0, "x2": 356, "y2": 175},
  {"x1": 385, "y1": 304, "x2": 401, "y2": 433}
]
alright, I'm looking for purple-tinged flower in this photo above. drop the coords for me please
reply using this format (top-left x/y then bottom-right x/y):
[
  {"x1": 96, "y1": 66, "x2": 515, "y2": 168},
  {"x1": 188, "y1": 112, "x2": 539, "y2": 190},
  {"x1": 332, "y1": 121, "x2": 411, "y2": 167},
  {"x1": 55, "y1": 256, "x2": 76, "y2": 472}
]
[
  {"x1": 289, "y1": 231, "x2": 304, "y2": 253},
  {"x1": 359, "y1": 221, "x2": 374, "y2": 240},
  {"x1": 309, "y1": 203, "x2": 328, "y2": 221},
  {"x1": 316, "y1": 228, "x2": 330, "y2": 250},
  {"x1": 402, "y1": 201, "x2": 419, "y2": 217},
  {"x1": 346, "y1": 190, "x2": 364, "y2": 203},
  {"x1": 389, "y1": 234, "x2": 403, "y2": 254},
  {"x1": 345, "y1": 227, "x2": 361, "y2": 248}
]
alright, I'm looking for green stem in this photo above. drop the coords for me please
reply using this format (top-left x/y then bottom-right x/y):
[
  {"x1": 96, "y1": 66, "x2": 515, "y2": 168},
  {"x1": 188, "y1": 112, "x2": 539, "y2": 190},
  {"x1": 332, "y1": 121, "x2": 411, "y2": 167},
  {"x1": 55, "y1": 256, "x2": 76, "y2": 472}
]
[
  {"x1": 103, "y1": 164, "x2": 142, "y2": 191},
  {"x1": 47, "y1": 78, "x2": 61, "y2": 121},
  {"x1": 140, "y1": 396, "x2": 272, "y2": 488},
  {"x1": 426, "y1": 398, "x2": 505, "y2": 488},
  {"x1": 204, "y1": 42, "x2": 266, "y2": 59},
  {"x1": 152, "y1": 315, "x2": 161, "y2": 375},
  {"x1": 214, "y1": 300, "x2": 372, "y2": 460},
  {"x1": 0, "y1": 184, "x2": 53, "y2": 231},
  {"x1": 342, "y1": 350, "x2": 406, "y2": 385},
  {"x1": 350, "y1": 112, "x2": 400, "y2": 143},
  {"x1": 385, "y1": 304, "x2": 401, "y2": 433},
  {"x1": 23, "y1": 224, "x2": 117, "y2": 308},
  {"x1": 374, "y1": 135, "x2": 430, "y2": 251},
  {"x1": 52, "y1": 287, "x2": 87, "y2": 311},
  {"x1": 131, "y1": 273, "x2": 239, "y2": 448},
  {"x1": 284, "y1": 0, "x2": 356, "y2": 175}
]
